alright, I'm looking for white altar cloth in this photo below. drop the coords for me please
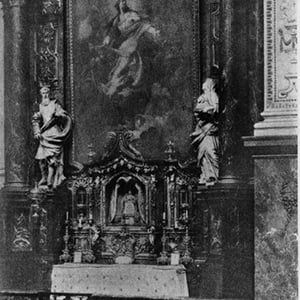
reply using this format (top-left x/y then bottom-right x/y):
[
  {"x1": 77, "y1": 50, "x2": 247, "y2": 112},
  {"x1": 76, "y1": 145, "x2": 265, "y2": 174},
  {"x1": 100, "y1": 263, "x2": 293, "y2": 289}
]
[{"x1": 51, "y1": 263, "x2": 189, "y2": 298}]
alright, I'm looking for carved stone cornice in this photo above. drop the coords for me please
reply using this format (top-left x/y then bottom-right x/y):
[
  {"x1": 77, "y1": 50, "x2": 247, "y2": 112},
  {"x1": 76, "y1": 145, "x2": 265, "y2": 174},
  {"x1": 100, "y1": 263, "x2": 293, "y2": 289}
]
[
  {"x1": 9, "y1": 0, "x2": 25, "y2": 6},
  {"x1": 1, "y1": 0, "x2": 25, "y2": 8},
  {"x1": 1, "y1": 0, "x2": 26, "y2": 11}
]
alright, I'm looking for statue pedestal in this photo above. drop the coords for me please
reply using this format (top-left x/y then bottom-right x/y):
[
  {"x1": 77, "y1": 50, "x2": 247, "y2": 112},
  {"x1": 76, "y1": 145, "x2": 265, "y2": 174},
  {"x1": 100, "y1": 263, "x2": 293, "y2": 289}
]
[
  {"x1": 51, "y1": 263, "x2": 189, "y2": 298},
  {"x1": 243, "y1": 135, "x2": 297, "y2": 300}
]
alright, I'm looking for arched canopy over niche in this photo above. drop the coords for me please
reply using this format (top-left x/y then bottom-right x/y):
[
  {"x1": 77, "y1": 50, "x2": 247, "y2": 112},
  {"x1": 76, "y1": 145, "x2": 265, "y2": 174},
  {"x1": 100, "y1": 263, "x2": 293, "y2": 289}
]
[{"x1": 106, "y1": 172, "x2": 147, "y2": 227}]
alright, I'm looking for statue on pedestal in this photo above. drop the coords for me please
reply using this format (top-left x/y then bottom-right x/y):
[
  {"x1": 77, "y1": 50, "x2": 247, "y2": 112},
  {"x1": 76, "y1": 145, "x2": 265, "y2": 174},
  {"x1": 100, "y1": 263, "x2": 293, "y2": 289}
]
[
  {"x1": 191, "y1": 78, "x2": 219, "y2": 186},
  {"x1": 32, "y1": 85, "x2": 72, "y2": 189}
]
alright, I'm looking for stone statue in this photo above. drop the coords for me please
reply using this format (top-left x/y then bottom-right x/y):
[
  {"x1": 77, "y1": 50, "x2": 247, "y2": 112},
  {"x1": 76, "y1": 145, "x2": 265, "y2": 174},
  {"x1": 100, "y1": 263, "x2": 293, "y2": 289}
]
[
  {"x1": 32, "y1": 85, "x2": 72, "y2": 189},
  {"x1": 191, "y1": 78, "x2": 219, "y2": 186},
  {"x1": 122, "y1": 190, "x2": 138, "y2": 225}
]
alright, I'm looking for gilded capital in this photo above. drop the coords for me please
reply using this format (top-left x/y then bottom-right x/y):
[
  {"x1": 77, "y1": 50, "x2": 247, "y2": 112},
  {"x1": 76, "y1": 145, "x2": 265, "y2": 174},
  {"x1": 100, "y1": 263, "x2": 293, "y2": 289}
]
[
  {"x1": 1, "y1": 0, "x2": 26, "y2": 8},
  {"x1": 9, "y1": 0, "x2": 25, "y2": 7}
]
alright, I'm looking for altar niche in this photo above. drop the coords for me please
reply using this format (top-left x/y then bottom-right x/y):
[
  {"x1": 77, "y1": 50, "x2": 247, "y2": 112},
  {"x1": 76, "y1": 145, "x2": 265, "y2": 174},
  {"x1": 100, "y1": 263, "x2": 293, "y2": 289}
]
[
  {"x1": 96, "y1": 165, "x2": 158, "y2": 264},
  {"x1": 106, "y1": 174, "x2": 146, "y2": 227}
]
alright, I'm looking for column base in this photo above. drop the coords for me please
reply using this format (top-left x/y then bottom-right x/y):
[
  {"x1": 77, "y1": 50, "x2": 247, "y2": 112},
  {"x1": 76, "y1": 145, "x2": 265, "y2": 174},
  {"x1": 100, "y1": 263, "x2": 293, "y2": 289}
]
[
  {"x1": 1, "y1": 183, "x2": 30, "y2": 193},
  {"x1": 254, "y1": 113, "x2": 297, "y2": 136}
]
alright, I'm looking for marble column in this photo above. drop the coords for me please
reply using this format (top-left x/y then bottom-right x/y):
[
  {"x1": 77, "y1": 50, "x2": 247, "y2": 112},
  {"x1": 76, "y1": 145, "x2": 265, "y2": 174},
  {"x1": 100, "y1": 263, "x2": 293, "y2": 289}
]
[
  {"x1": 2, "y1": 0, "x2": 30, "y2": 190},
  {"x1": 0, "y1": 2, "x2": 4, "y2": 188},
  {"x1": 218, "y1": 0, "x2": 240, "y2": 181},
  {"x1": 247, "y1": 0, "x2": 264, "y2": 126}
]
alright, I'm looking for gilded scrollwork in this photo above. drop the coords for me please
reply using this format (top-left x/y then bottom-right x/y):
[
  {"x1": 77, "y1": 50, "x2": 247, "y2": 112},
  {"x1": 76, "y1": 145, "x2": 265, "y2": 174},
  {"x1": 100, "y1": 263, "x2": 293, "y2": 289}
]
[
  {"x1": 42, "y1": 0, "x2": 62, "y2": 15},
  {"x1": 33, "y1": 0, "x2": 64, "y2": 101},
  {"x1": 210, "y1": 211, "x2": 222, "y2": 254},
  {"x1": 37, "y1": 23, "x2": 59, "y2": 83},
  {"x1": 39, "y1": 207, "x2": 48, "y2": 252},
  {"x1": 104, "y1": 230, "x2": 136, "y2": 264},
  {"x1": 12, "y1": 213, "x2": 32, "y2": 252},
  {"x1": 134, "y1": 235, "x2": 151, "y2": 255}
]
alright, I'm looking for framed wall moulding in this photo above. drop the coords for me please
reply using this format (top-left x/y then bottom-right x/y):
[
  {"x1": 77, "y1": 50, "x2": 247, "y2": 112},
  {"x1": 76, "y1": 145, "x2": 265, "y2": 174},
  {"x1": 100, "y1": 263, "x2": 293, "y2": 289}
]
[{"x1": 255, "y1": 0, "x2": 297, "y2": 136}]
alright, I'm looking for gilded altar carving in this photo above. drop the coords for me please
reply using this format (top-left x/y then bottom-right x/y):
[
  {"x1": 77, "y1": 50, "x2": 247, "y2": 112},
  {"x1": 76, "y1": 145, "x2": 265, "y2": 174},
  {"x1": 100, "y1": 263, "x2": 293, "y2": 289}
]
[
  {"x1": 101, "y1": 230, "x2": 154, "y2": 264},
  {"x1": 67, "y1": 174, "x2": 99, "y2": 263},
  {"x1": 37, "y1": 23, "x2": 59, "y2": 84},
  {"x1": 210, "y1": 210, "x2": 222, "y2": 254},
  {"x1": 12, "y1": 213, "x2": 32, "y2": 252},
  {"x1": 103, "y1": 230, "x2": 136, "y2": 264},
  {"x1": 33, "y1": 0, "x2": 64, "y2": 108},
  {"x1": 42, "y1": 0, "x2": 62, "y2": 15},
  {"x1": 66, "y1": 130, "x2": 159, "y2": 264}
]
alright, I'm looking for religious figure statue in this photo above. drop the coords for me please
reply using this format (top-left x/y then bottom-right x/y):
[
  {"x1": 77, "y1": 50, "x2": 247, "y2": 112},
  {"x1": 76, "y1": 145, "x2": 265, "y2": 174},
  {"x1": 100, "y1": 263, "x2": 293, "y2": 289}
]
[
  {"x1": 32, "y1": 85, "x2": 72, "y2": 189},
  {"x1": 122, "y1": 190, "x2": 138, "y2": 225},
  {"x1": 100, "y1": 0, "x2": 160, "y2": 97},
  {"x1": 191, "y1": 78, "x2": 219, "y2": 186},
  {"x1": 109, "y1": 177, "x2": 145, "y2": 225}
]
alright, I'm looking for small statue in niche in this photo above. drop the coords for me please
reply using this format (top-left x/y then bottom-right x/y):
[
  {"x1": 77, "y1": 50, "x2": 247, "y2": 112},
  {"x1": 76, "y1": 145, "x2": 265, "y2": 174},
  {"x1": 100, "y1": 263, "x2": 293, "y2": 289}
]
[
  {"x1": 109, "y1": 178, "x2": 145, "y2": 225},
  {"x1": 32, "y1": 85, "x2": 72, "y2": 189},
  {"x1": 122, "y1": 190, "x2": 139, "y2": 225},
  {"x1": 191, "y1": 78, "x2": 219, "y2": 186}
]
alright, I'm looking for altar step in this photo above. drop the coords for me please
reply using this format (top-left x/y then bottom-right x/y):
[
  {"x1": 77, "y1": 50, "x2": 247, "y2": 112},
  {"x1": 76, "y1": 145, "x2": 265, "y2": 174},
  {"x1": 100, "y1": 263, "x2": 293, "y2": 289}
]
[{"x1": 0, "y1": 291, "x2": 249, "y2": 300}]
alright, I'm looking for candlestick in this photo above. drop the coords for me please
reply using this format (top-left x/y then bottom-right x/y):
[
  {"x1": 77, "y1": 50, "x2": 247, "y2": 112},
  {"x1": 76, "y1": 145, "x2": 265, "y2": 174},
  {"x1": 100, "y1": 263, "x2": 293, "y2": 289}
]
[
  {"x1": 175, "y1": 220, "x2": 178, "y2": 229},
  {"x1": 157, "y1": 225, "x2": 169, "y2": 265},
  {"x1": 59, "y1": 218, "x2": 71, "y2": 263}
]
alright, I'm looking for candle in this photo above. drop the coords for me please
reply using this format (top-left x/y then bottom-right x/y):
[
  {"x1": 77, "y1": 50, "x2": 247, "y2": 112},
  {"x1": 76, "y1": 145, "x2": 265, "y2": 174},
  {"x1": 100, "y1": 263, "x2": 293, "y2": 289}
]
[
  {"x1": 163, "y1": 212, "x2": 166, "y2": 221},
  {"x1": 66, "y1": 211, "x2": 69, "y2": 221}
]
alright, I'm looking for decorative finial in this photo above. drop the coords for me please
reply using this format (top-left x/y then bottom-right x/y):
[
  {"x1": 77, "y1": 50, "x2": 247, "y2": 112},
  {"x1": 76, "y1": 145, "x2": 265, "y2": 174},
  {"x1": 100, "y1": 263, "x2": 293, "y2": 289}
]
[
  {"x1": 165, "y1": 140, "x2": 175, "y2": 161},
  {"x1": 87, "y1": 143, "x2": 96, "y2": 163}
]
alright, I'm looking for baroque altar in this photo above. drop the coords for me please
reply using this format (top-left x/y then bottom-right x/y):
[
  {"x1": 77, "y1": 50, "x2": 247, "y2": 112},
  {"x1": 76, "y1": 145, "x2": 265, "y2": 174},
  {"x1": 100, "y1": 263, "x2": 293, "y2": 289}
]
[
  {"x1": 61, "y1": 130, "x2": 196, "y2": 266},
  {"x1": 53, "y1": 130, "x2": 194, "y2": 298}
]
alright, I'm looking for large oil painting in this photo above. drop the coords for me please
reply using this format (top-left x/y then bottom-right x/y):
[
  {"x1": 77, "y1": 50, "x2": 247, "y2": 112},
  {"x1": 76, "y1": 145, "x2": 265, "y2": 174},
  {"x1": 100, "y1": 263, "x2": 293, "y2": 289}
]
[{"x1": 69, "y1": 0, "x2": 195, "y2": 162}]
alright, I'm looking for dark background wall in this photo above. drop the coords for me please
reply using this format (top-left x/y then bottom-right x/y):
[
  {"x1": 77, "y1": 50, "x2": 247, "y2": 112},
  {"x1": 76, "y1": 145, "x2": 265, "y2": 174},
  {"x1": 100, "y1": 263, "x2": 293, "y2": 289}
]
[{"x1": 0, "y1": 0, "x2": 266, "y2": 298}]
